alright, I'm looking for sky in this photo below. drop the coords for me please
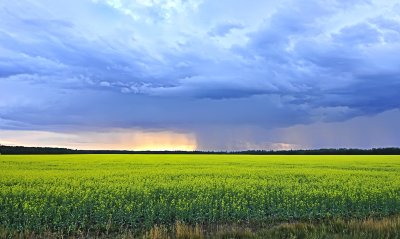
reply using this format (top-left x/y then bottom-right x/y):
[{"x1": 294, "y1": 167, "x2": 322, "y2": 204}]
[{"x1": 0, "y1": 0, "x2": 400, "y2": 150}]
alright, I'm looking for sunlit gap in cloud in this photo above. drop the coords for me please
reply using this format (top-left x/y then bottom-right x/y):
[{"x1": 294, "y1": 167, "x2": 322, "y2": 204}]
[{"x1": 0, "y1": 130, "x2": 198, "y2": 151}]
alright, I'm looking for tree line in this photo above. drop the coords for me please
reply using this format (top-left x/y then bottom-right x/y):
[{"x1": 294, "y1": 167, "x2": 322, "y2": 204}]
[{"x1": 1, "y1": 145, "x2": 399, "y2": 155}]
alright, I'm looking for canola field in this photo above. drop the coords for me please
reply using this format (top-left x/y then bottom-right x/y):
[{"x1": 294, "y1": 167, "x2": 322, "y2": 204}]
[{"x1": 0, "y1": 154, "x2": 399, "y2": 234}]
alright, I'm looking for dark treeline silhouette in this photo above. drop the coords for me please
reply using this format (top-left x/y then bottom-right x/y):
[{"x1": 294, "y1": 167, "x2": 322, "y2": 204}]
[{"x1": 1, "y1": 145, "x2": 400, "y2": 155}]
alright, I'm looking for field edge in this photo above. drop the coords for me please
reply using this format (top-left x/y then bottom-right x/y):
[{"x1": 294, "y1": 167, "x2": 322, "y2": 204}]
[{"x1": 2, "y1": 215, "x2": 400, "y2": 239}]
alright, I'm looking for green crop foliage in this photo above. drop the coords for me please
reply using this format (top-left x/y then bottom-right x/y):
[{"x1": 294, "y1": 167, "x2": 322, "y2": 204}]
[{"x1": 0, "y1": 154, "x2": 399, "y2": 234}]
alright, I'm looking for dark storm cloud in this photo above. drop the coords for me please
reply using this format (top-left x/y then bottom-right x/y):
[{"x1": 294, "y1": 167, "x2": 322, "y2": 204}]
[{"x1": 1, "y1": 0, "x2": 400, "y2": 149}]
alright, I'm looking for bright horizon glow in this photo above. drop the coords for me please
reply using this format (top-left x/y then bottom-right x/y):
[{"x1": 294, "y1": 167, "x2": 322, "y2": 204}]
[{"x1": 0, "y1": 130, "x2": 198, "y2": 151}]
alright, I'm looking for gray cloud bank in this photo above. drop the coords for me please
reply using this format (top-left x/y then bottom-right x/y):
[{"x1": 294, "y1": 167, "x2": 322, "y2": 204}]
[{"x1": 1, "y1": 0, "x2": 399, "y2": 149}]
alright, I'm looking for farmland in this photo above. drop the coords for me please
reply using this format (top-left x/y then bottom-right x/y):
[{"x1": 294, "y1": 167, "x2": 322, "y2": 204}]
[{"x1": 0, "y1": 154, "x2": 400, "y2": 238}]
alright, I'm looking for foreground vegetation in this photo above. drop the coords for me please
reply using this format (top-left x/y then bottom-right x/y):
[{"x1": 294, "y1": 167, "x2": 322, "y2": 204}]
[
  {"x1": 2, "y1": 216, "x2": 400, "y2": 238},
  {"x1": 0, "y1": 154, "x2": 399, "y2": 238}
]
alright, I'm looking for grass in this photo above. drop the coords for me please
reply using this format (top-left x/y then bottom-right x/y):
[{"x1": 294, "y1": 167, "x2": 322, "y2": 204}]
[
  {"x1": 0, "y1": 154, "x2": 399, "y2": 238},
  {"x1": 2, "y1": 216, "x2": 400, "y2": 238}
]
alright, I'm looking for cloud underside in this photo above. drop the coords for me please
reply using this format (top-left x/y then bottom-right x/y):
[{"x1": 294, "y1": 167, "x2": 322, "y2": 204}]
[
  {"x1": 1, "y1": 0, "x2": 400, "y2": 149},
  {"x1": 1, "y1": 110, "x2": 399, "y2": 150}
]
